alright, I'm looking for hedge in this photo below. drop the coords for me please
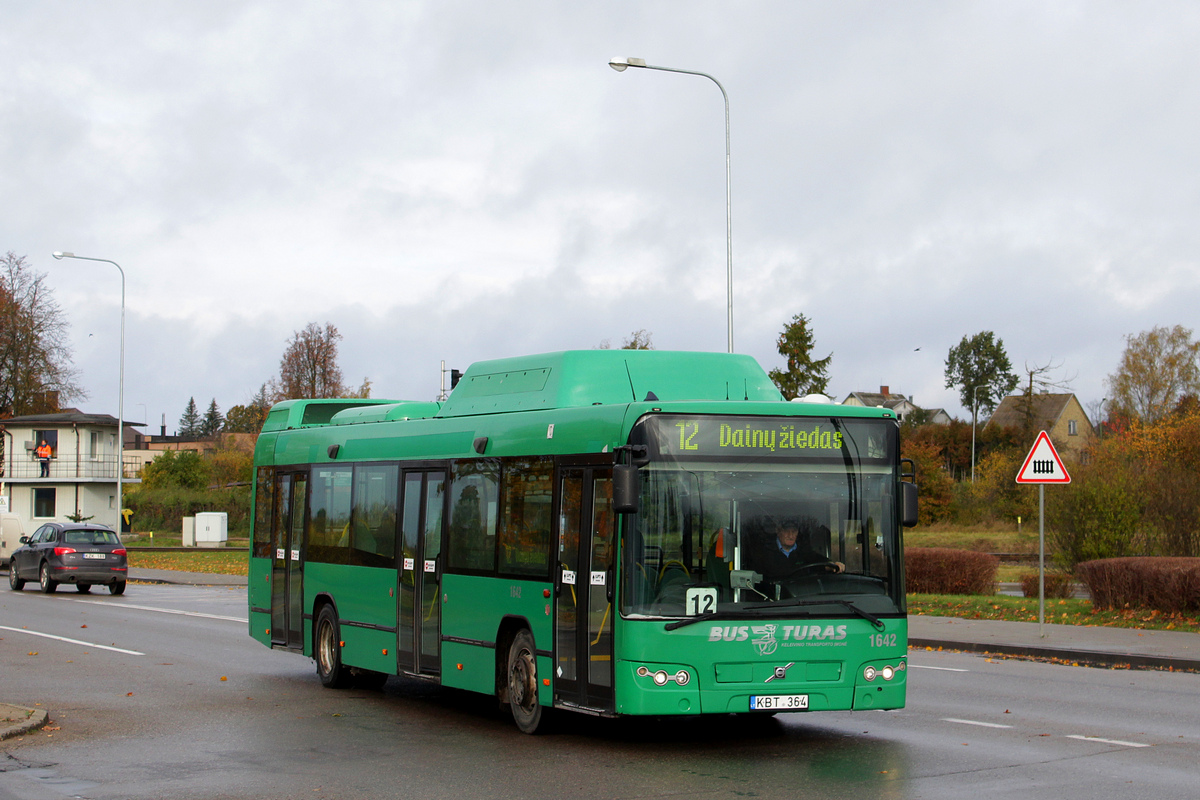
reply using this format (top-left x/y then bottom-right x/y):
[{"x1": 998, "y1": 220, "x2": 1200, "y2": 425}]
[
  {"x1": 1076, "y1": 557, "x2": 1200, "y2": 613},
  {"x1": 905, "y1": 547, "x2": 998, "y2": 595}
]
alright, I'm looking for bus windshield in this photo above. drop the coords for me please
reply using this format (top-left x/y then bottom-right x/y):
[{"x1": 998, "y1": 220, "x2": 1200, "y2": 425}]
[{"x1": 621, "y1": 414, "x2": 904, "y2": 620}]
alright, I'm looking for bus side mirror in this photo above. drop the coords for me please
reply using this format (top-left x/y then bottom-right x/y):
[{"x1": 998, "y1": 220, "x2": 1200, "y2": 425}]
[
  {"x1": 902, "y1": 482, "x2": 919, "y2": 527},
  {"x1": 613, "y1": 464, "x2": 639, "y2": 513}
]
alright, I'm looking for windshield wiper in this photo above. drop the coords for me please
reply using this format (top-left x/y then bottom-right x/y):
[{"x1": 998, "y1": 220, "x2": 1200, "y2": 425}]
[
  {"x1": 663, "y1": 608, "x2": 778, "y2": 631},
  {"x1": 742, "y1": 598, "x2": 886, "y2": 630}
]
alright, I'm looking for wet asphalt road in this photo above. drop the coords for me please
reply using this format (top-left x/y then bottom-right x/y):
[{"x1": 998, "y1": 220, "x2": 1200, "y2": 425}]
[{"x1": 1, "y1": 583, "x2": 1198, "y2": 800}]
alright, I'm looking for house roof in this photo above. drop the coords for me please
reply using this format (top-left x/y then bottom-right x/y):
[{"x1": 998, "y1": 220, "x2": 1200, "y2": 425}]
[
  {"x1": 985, "y1": 393, "x2": 1087, "y2": 431},
  {"x1": 843, "y1": 391, "x2": 912, "y2": 410},
  {"x1": 1, "y1": 409, "x2": 142, "y2": 428}
]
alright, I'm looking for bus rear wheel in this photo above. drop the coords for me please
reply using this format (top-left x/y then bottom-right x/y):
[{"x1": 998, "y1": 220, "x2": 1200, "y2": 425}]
[
  {"x1": 315, "y1": 605, "x2": 351, "y2": 689},
  {"x1": 506, "y1": 629, "x2": 544, "y2": 734}
]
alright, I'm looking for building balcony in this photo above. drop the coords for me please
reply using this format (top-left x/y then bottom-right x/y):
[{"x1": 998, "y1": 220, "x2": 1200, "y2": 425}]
[{"x1": 4, "y1": 455, "x2": 141, "y2": 483}]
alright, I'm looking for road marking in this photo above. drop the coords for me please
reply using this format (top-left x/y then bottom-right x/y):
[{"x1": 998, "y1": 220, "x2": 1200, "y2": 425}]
[
  {"x1": 1066, "y1": 735, "x2": 1151, "y2": 748},
  {"x1": 0, "y1": 624, "x2": 145, "y2": 655},
  {"x1": 942, "y1": 718, "x2": 1013, "y2": 729},
  {"x1": 75, "y1": 599, "x2": 247, "y2": 623},
  {"x1": 910, "y1": 665, "x2": 969, "y2": 672}
]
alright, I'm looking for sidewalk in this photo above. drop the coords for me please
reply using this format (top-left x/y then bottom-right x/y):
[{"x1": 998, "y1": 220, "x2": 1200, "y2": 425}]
[
  {"x1": 910, "y1": 614, "x2": 1200, "y2": 672},
  {"x1": 127, "y1": 567, "x2": 248, "y2": 586}
]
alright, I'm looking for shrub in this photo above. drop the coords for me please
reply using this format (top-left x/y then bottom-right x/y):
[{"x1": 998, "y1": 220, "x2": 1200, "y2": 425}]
[
  {"x1": 1019, "y1": 571, "x2": 1075, "y2": 599},
  {"x1": 901, "y1": 439, "x2": 953, "y2": 525},
  {"x1": 905, "y1": 547, "x2": 998, "y2": 595},
  {"x1": 140, "y1": 449, "x2": 212, "y2": 490},
  {"x1": 1049, "y1": 466, "x2": 1144, "y2": 568},
  {"x1": 1076, "y1": 557, "x2": 1200, "y2": 613},
  {"x1": 125, "y1": 485, "x2": 251, "y2": 536}
]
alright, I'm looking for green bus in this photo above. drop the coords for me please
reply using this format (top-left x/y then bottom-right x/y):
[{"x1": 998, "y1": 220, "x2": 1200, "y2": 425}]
[{"x1": 248, "y1": 350, "x2": 916, "y2": 733}]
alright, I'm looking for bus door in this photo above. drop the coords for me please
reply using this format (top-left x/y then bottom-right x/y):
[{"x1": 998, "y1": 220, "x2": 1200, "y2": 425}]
[
  {"x1": 271, "y1": 471, "x2": 307, "y2": 650},
  {"x1": 398, "y1": 469, "x2": 446, "y2": 675},
  {"x1": 554, "y1": 464, "x2": 615, "y2": 711}
]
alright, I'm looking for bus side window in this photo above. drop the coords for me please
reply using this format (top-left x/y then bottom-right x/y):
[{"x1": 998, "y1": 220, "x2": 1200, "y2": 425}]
[
  {"x1": 498, "y1": 457, "x2": 552, "y2": 578},
  {"x1": 446, "y1": 459, "x2": 499, "y2": 573}
]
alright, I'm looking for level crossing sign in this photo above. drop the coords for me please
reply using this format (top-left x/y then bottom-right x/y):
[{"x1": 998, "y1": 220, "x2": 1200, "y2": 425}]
[{"x1": 1015, "y1": 430, "x2": 1071, "y2": 484}]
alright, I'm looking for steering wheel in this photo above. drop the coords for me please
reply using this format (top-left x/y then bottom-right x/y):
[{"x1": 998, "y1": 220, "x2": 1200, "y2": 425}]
[{"x1": 785, "y1": 561, "x2": 842, "y2": 578}]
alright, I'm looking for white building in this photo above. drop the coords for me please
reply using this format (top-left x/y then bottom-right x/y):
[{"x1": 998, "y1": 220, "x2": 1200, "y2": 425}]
[{"x1": 1, "y1": 410, "x2": 141, "y2": 531}]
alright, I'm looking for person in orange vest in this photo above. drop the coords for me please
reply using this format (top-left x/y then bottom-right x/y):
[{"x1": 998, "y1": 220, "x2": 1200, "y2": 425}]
[{"x1": 36, "y1": 439, "x2": 52, "y2": 477}]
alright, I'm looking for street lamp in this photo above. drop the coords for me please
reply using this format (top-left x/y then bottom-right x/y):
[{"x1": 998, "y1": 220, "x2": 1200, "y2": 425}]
[
  {"x1": 970, "y1": 385, "x2": 983, "y2": 483},
  {"x1": 609, "y1": 56, "x2": 734, "y2": 354},
  {"x1": 53, "y1": 251, "x2": 125, "y2": 535}
]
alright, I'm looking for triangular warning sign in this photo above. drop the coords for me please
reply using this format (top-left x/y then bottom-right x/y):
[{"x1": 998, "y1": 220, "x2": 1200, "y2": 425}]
[{"x1": 1015, "y1": 431, "x2": 1071, "y2": 484}]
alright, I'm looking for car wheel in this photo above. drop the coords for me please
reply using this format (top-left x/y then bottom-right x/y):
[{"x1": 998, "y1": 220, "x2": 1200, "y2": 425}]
[
  {"x1": 8, "y1": 566, "x2": 24, "y2": 591},
  {"x1": 76, "y1": 583, "x2": 92, "y2": 593},
  {"x1": 39, "y1": 563, "x2": 57, "y2": 594},
  {"x1": 109, "y1": 580, "x2": 126, "y2": 595},
  {"x1": 315, "y1": 605, "x2": 351, "y2": 688}
]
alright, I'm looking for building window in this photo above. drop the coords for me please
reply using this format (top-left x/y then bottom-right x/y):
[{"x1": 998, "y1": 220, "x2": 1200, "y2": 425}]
[
  {"x1": 1068, "y1": 420, "x2": 1078, "y2": 436},
  {"x1": 90, "y1": 431, "x2": 102, "y2": 460},
  {"x1": 33, "y1": 488, "x2": 56, "y2": 518}
]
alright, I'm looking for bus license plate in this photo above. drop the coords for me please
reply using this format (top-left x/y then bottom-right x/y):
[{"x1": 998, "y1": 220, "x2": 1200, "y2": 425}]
[{"x1": 750, "y1": 694, "x2": 808, "y2": 711}]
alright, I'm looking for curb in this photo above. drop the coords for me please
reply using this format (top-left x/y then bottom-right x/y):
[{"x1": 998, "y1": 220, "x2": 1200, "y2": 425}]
[
  {"x1": 0, "y1": 704, "x2": 48, "y2": 740},
  {"x1": 910, "y1": 638, "x2": 1200, "y2": 673}
]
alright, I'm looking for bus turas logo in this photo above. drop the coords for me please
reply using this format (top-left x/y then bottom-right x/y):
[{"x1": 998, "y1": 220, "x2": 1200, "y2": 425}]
[
  {"x1": 751, "y1": 624, "x2": 779, "y2": 656},
  {"x1": 708, "y1": 624, "x2": 849, "y2": 646}
]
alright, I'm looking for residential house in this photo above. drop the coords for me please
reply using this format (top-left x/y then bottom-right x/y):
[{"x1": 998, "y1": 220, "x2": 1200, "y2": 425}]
[
  {"x1": 0, "y1": 410, "x2": 141, "y2": 531},
  {"x1": 984, "y1": 393, "x2": 1095, "y2": 462},
  {"x1": 843, "y1": 385, "x2": 956, "y2": 425}
]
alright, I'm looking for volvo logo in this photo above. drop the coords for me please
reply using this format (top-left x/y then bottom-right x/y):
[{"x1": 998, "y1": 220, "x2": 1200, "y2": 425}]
[{"x1": 764, "y1": 662, "x2": 795, "y2": 683}]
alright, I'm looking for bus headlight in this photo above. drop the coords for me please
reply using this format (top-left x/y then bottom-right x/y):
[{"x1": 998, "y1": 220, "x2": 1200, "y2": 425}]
[
  {"x1": 863, "y1": 662, "x2": 904, "y2": 683},
  {"x1": 637, "y1": 666, "x2": 691, "y2": 687}
]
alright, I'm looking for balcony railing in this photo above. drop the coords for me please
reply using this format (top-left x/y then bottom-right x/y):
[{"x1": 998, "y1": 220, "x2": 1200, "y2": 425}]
[{"x1": 4, "y1": 455, "x2": 139, "y2": 481}]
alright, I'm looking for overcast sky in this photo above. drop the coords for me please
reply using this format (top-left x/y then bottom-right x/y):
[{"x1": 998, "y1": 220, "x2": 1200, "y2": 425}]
[{"x1": 4, "y1": 2, "x2": 1199, "y2": 434}]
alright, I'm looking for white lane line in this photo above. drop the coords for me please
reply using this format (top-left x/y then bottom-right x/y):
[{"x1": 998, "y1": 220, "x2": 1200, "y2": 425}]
[
  {"x1": 910, "y1": 665, "x2": 969, "y2": 672},
  {"x1": 942, "y1": 718, "x2": 1013, "y2": 729},
  {"x1": 0, "y1": 624, "x2": 145, "y2": 655},
  {"x1": 75, "y1": 599, "x2": 247, "y2": 623},
  {"x1": 1066, "y1": 735, "x2": 1151, "y2": 748}
]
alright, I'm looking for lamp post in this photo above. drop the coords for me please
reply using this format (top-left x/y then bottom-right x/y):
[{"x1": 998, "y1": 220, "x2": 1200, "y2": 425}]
[
  {"x1": 53, "y1": 252, "x2": 125, "y2": 535},
  {"x1": 970, "y1": 385, "x2": 983, "y2": 483},
  {"x1": 609, "y1": 56, "x2": 734, "y2": 354}
]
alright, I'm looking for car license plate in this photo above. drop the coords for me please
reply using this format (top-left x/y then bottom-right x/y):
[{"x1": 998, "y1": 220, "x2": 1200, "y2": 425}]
[
  {"x1": 83, "y1": 553, "x2": 106, "y2": 560},
  {"x1": 750, "y1": 694, "x2": 808, "y2": 711}
]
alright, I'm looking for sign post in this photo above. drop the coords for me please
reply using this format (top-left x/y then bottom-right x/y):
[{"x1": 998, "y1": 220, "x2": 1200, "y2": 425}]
[{"x1": 1015, "y1": 431, "x2": 1071, "y2": 637}]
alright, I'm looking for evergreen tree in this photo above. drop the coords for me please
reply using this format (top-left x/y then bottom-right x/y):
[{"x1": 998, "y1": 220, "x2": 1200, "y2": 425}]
[
  {"x1": 179, "y1": 397, "x2": 200, "y2": 437},
  {"x1": 768, "y1": 314, "x2": 832, "y2": 400},
  {"x1": 200, "y1": 398, "x2": 223, "y2": 436}
]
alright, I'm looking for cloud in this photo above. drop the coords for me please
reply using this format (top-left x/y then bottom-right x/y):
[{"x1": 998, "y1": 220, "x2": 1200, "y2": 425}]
[{"x1": 2, "y1": 2, "x2": 1199, "y2": 430}]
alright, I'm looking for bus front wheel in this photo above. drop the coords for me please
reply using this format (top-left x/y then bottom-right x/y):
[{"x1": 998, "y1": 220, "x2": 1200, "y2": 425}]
[
  {"x1": 507, "y1": 629, "x2": 544, "y2": 734},
  {"x1": 315, "y1": 605, "x2": 351, "y2": 689}
]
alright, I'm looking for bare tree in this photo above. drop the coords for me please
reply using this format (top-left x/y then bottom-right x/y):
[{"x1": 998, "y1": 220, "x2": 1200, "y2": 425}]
[
  {"x1": 272, "y1": 322, "x2": 349, "y2": 401},
  {"x1": 0, "y1": 252, "x2": 85, "y2": 417}
]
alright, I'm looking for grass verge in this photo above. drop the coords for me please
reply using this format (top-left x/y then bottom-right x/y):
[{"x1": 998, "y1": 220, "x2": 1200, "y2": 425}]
[
  {"x1": 128, "y1": 550, "x2": 247, "y2": 576},
  {"x1": 909, "y1": 593, "x2": 1200, "y2": 633}
]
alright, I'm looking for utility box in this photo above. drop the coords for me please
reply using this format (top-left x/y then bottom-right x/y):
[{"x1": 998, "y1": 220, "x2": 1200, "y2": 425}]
[
  {"x1": 182, "y1": 516, "x2": 196, "y2": 547},
  {"x1": 195, "y1": 512, "x2": 228, "y2": 548}
]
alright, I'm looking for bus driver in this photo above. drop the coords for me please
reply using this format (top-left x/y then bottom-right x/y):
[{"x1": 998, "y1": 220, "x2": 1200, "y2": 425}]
[{"x1": 750, "y1": 518, "x2": 844, "y2": 582}]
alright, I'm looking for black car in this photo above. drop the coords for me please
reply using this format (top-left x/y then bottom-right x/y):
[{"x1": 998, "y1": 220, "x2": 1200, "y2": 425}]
[{"x1": 8, "y1": 522, "x2": 128, "y2": 595}]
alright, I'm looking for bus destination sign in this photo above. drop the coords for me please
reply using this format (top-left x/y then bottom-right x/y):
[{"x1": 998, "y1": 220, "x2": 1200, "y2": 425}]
[{"x1": 645, "y1": 415, "x2": 847, "y2": 459}]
